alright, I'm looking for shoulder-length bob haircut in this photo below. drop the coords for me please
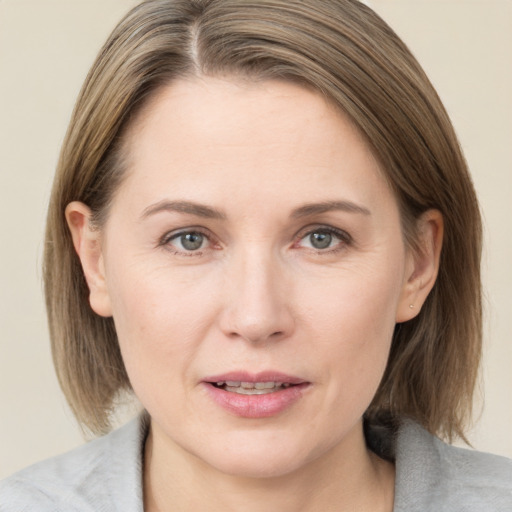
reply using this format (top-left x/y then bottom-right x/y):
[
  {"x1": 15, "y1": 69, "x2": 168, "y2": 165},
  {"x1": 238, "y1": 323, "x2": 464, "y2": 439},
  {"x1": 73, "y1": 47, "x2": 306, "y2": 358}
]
[{"x1": 45, "y1": 0, "x2": 482, "y2": 439}]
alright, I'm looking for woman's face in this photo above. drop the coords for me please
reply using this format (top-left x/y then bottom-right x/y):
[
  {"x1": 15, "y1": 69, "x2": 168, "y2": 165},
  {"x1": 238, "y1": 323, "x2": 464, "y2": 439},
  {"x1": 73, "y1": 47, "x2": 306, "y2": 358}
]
[{"x1": 85, "y1": 78, "x2": 421, "y2": 477}]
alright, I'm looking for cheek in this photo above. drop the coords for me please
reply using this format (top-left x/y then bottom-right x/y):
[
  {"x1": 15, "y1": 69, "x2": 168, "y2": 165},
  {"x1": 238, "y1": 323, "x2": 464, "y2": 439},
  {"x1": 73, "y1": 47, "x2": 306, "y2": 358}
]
[
  {"x1": 108, "y1": 254, "x2": 216, "y2": 331},
  {"x1": 104, "y1": 258, "x2": 222, "y2": 392},
  {"x1": 305, "y1": 256, "x2": 403, "y2": 341},
  {"x1": 304, "y1": 259, "x2": 403, "y2": 406}
]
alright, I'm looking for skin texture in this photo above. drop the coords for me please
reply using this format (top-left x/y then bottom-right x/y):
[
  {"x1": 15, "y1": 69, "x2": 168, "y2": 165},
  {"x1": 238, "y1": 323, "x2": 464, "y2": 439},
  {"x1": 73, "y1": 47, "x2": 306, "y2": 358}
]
[{"x1": 66, "y1": 77, "x2": 443, "y2": 512}]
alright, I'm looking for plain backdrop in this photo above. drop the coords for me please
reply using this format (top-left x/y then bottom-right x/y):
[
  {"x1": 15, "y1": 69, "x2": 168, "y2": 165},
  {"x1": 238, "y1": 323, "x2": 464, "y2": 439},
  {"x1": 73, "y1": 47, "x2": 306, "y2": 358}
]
[{"x1": 1, "y1": 0, "x2": 511, "y2": 479}]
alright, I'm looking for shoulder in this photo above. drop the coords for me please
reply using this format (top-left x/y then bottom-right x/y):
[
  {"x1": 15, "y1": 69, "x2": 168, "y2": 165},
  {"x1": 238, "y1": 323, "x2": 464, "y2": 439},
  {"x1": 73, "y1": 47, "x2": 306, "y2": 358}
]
[
  {"x1": 0, "y1": 415, "x2": 146, "y2": 512},
  {"x1": 394, "y1": 420, "x2": 512, "y2": 512}
]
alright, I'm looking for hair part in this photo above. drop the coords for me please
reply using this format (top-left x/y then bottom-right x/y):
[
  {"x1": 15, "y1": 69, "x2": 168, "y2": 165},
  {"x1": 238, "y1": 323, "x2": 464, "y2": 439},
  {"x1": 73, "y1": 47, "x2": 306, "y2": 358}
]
[{"x1": 44, "y1": 0, "x2": 482, "y2": 440}]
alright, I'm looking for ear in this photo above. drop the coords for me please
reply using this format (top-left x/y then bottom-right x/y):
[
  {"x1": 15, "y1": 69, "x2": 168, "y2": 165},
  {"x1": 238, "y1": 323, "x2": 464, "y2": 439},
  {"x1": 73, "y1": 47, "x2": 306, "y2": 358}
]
[
  {"x1": 65, "y1": 201, "x2": 113, "y2": 317},
  {"x1": 396, "y1": 209, "x2": 444, "y2": 323}
]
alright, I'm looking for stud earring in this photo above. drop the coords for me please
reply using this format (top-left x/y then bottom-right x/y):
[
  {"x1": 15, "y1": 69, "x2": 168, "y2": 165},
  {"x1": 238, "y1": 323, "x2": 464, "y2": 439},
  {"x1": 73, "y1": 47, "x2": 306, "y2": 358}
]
[{"x1": 409, "y1": 304, "x2": 414, "y2": 309}]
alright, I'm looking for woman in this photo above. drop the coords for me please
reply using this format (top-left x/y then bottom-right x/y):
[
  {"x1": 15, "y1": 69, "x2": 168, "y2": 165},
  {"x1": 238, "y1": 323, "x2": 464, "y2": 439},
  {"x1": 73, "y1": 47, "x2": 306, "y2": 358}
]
[{"x1": 1, "y1": 0, "x2": 511, "y2": 510}]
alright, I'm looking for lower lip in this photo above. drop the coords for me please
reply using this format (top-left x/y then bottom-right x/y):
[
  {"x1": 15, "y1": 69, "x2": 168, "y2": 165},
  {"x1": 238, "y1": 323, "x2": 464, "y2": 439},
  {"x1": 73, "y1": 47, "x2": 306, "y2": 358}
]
[{"x1": 203, "y1": 383, "x2": 309, "y2": 418}]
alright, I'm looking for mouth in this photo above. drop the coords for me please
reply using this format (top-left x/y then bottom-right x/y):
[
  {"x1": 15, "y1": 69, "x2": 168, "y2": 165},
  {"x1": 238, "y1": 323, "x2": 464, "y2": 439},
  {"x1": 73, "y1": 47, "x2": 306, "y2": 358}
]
[
  {"x1": 203, "y1": 371, "x2": 307, "y2": 392},
  {"x1": 210, "y1": 380, "x2": 297, "y2": 395},
  {"x1": 203, "y1": 373, "x2": 309, "y2": 417}
]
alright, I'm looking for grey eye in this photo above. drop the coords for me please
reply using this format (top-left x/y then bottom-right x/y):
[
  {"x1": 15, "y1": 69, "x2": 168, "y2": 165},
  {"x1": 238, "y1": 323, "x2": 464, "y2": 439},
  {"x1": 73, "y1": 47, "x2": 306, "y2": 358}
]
[
  {"x1": 179, "y1": 232, "x2": 205, "y2": 251},
  {"x1": 309, "y1": 232, "x2": 333, "y2": 249}
]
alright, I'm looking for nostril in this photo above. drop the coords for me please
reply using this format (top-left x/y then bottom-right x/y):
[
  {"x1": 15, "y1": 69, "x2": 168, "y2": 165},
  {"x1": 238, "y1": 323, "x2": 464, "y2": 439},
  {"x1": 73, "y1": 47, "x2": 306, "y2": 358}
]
[
  {"x1": 219, "y1": 299, "x2": 295, "y2": 343},
  {"x1": 226, "y1": 330, "x2": 284, "y2": 343}
]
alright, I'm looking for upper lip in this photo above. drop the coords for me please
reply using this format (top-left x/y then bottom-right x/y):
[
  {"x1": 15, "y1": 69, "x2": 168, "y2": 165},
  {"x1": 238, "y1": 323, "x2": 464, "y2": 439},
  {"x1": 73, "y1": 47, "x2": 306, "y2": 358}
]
[{"x1": 203, "y1": 371, "x2": 307, "y2": 385}]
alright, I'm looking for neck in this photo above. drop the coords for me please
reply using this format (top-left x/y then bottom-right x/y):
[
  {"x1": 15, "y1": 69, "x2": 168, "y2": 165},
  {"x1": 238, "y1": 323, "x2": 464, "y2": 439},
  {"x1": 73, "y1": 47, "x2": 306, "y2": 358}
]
[{"x1": 143, "y1": 419, "x2": 395, "y2": 512}]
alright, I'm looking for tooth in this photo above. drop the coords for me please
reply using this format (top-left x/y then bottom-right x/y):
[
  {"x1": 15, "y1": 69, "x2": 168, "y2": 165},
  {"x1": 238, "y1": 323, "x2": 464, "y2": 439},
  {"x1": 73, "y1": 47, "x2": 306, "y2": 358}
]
[
  {"x1": 282, "y1": 383, "x2": 290, "y2": 388},
  {"x1": 226, "y1": 387, "x2": 278, "y2": 395},
  {"x1": 254, "y1": 382, "x2": 266, "y2": 390},
  {"x1": 226, "y1": 381, "x2": 241, "y2": 387},
  {"x1": 216, "y1": 381, "x2": 225, "y2": 386},
  {"x1": 263, "y1": 382, "x2": 275, "y2": 389},
  {"x1": 241, "y1": 382, "x2": 255, "y2": 389}
]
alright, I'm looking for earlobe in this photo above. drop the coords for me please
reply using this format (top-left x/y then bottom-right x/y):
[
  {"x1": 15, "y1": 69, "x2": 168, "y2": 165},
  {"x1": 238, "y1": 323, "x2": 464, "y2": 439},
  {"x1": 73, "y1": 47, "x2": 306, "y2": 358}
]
[
  {"x1": 396, "y1": 209, "x2": 444, "y2": 323},
  {"x1": 65, "y1": 201, "x2": 113, "y2": 317}
]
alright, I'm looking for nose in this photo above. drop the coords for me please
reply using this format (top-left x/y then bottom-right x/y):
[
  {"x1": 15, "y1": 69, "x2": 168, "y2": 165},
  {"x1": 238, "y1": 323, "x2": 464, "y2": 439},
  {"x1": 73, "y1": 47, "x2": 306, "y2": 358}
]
[{"x1": 218, "y1": 249, "x2": 295, "y2": 344}]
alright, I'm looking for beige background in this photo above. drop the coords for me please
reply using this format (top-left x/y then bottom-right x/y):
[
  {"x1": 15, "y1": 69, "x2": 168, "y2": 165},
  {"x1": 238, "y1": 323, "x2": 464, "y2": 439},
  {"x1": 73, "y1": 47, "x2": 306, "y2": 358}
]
[{"x1": 1, "y1": 0, "x2": 511, "y2": 479}]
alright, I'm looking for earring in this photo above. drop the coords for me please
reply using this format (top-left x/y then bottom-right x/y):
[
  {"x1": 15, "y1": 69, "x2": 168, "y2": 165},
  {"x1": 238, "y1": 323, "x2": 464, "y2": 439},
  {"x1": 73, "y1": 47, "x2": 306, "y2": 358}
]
[{"x1": 409, "y1": 304, "x2": 414, "y2": 309}]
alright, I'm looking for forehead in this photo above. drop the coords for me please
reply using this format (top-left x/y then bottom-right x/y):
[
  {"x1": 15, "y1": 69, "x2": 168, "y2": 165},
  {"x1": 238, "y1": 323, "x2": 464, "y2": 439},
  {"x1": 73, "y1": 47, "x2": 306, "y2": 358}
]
[{"x1": 116, "y1": 76, "x2": 396, "y2": 219}]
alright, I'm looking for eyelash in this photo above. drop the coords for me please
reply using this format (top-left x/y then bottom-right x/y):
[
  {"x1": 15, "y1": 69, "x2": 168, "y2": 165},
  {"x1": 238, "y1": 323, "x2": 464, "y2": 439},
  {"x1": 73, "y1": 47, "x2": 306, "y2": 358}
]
[{"x1": 158, "y1": 225, "x2": 352, "y2": 256}]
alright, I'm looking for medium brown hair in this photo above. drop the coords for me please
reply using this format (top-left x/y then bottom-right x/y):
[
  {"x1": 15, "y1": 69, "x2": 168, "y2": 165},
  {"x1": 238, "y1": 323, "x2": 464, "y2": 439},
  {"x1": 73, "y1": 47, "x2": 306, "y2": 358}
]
[{"x1": 44, "y1": 0, "x2": 482, "y2": 439}]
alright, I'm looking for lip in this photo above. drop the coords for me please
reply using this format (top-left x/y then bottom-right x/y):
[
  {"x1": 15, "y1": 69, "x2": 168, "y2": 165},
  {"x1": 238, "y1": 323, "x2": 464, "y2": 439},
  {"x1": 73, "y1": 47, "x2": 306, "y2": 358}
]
[
  {"x1": 204, "y1": 370, "x2": 307, "y2": 385},
  {"x1": 202, "y1": 371, "x2": 310, "y2": 418}
]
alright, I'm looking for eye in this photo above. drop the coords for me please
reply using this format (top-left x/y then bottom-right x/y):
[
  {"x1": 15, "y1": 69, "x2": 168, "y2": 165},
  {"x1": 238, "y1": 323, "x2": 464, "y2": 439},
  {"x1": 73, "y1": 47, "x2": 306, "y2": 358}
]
[
  {"x1": 296, "y1": 227, "x2": 351, "y2": 252},
  {"x1": 162, "y1": 230, "x2": 210, "y2": 253},
  {"x1": 307, "y1": 231, "x2": 334, "y2": 250}
]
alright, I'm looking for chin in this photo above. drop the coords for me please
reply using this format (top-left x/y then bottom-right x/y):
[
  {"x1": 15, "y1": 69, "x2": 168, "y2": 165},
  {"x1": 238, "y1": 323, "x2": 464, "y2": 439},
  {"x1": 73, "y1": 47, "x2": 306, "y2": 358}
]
[
  {"x1": 192, "y1": 431, "x2": 321, "y2": 479},
  {"x1": 207, "y1": 451, "x2": 306, "y2": 479}
]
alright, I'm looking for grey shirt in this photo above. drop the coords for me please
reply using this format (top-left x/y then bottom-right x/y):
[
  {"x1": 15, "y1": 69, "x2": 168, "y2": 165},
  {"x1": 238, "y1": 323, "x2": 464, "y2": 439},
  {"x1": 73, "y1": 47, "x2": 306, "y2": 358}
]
[{"x1": 1, "y1": 415, "x2": 511, "y2": 511}]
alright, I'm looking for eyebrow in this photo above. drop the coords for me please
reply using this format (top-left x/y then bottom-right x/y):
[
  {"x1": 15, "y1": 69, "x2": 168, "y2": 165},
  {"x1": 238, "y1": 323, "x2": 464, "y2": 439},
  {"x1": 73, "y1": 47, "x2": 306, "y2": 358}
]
[
  {"x1": 291, "y1": 200, "x2": 371, "y2": 219},
  {"x1": 140, "y1": 199, "x2": 371, "y2": 221},
  {"x1": 140, "y1": 200, "x2": 227, "y2": 220}
]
